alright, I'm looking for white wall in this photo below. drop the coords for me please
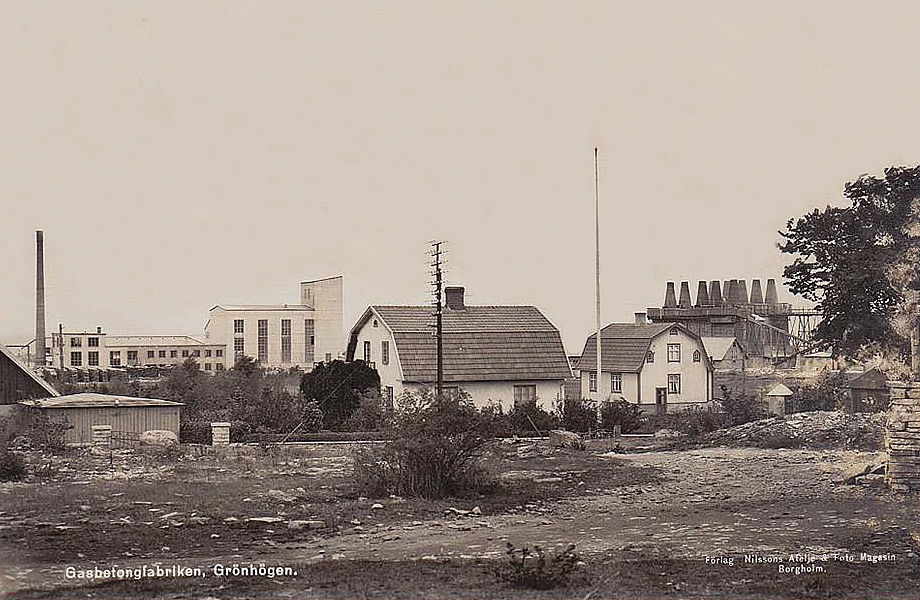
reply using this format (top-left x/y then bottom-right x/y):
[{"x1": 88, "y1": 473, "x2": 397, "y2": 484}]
[
  {"x1": 351, "y1": 312, "x2": 404, "y2": 400},
  {"x1": 403, "y1": 380, "x2": 562, "y2": 412},
  {"x1": 205, "y1": 307, "x2": 319, "y2": 369},
  {"x1": 641, "y1": 328, "x2": 711, "y2": 405}
]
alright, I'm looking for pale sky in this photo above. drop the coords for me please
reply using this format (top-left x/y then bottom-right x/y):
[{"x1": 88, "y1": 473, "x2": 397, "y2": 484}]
[{"x1": 2, "y1": 1, "x2": 919, "y2": 354}]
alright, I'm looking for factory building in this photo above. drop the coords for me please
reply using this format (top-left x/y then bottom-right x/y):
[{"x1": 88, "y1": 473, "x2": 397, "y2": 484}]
[
  {"x1": 204, "y1": 276, "x2": 344, "y2": 370},
  {"x1": 645, "y1": 278, "x2": 793, "y2": 367}
]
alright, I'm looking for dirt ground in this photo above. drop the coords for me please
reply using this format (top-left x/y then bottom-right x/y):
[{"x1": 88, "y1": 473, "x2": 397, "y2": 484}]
[{"x1": 1, "y1": 442, "x2": 918, "y2": 599}]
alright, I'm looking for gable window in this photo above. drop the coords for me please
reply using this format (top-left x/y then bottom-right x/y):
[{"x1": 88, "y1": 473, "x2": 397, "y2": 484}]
[
  {"x1": 667, "y1": 343, "x2": 681, "y2": 362},
  {"x1": 381, "y1": 340, "x2": 389, "y2": 365},
  {"x1": 588, "y1": 372, "x2": 597, "y2": 392},
  {"x1": 363, "y1": 341, "x2": 371, "y2": 362},
  {"x1": 513, "y1": 384, "x2": 537, "y2": 406},
  {"x1": 669, "y1": 327, "x2": 679, "y2": 336},
  {"x1": 693, "y1": 350, "x2": 701, "y2": 363},
  {"x1": 667, "y1": 373, "x2": 681, "y2": 394},
  {"x1": 611, "y1": 373, "x2": 622, "y2": 393},
  {"x1": 646, "y1": 351, "x2": 655, "y2": 363}
]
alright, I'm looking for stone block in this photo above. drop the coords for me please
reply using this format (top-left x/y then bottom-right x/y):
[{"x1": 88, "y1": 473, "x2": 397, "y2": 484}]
[{"x1": 139, "y1": 430, "x2": 179, "y2": 446}]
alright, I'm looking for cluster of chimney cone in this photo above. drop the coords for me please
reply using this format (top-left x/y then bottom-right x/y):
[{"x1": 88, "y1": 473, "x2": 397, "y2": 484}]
[{"x1": 663, "y1": 278, "x2": 780, "y2": 309}]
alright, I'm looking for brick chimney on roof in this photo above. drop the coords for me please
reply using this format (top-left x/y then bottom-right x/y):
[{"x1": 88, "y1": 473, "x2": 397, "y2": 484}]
[{"x1": 445, "y1": 286, "x2": 465, "y2": 310}]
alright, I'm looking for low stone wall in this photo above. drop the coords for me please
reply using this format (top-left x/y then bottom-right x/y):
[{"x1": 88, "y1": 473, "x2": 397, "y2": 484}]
[{"x1": 885, "y1": 381, "x2": 920, "y2": 493}]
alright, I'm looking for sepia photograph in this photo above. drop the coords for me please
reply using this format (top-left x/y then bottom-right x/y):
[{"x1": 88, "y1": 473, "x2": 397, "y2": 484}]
[{"x1": 1, "y1": 1, "x2": 919, "y2": 598}]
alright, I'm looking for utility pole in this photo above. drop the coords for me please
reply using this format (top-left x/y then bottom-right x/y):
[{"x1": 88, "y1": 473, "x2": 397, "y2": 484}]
[
  {"x1": 429, "y1": 241, "x2": 446, "y2": 398},
  {"x1": 595, "y1": 148, "x2": 602, "y2": 402}
]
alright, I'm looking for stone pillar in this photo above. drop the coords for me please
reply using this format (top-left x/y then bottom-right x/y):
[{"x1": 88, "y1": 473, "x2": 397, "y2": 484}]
[
  {"x1": 885, "y1": 381, "x2": 920, "y2": 493},
  {"x1": 211, "y1": 422, "x2": 231, "y2": 446},
  {"x1": 91, "y1": 425, "x2": 112, "y2": 448}
]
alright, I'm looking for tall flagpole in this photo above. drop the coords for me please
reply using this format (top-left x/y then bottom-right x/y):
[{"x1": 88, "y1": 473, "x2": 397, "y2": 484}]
[{"x1": 595, "y1": 148, "x2": 602, "y2": 400}]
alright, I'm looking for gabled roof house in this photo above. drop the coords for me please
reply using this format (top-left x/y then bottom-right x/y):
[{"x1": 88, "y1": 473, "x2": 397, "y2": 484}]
[
  {"x1": 346, "y1": 287, "x2": 572, "y2": 410},
  {"x1": 577, "y1": 322, "x2": 713, "y2": 414}
]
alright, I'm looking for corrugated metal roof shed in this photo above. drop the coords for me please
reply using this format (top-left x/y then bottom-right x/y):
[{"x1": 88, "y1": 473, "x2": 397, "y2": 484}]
[{"x1": 19, "y1": 393, "x2": 183, "y2": 408}]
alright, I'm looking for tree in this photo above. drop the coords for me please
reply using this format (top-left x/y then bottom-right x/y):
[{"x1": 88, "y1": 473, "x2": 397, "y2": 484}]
[
  {"x1": 299, "y1": 360, "x2": 380, "y2": 429},
  {"x1": 779, "y1": 166, "x2": 920, "y2": 360}
]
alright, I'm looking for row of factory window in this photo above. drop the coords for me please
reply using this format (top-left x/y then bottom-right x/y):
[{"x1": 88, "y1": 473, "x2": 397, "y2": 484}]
[
  {"x1": 645, "y1": 344, "x2": 701, "y2": 364},
  {"x1": 67, "y1": 349, "x2": 223, "y2": 367},
  {"x1": 232, "y1": 318, "x2": 315, "y2": 364},
  {"x1": 589, "y1": 372, "x2": 682, "y2": 395}
]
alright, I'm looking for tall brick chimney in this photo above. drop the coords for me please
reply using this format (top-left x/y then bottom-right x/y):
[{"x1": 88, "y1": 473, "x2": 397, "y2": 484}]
[
  {"x1": 750, "y1": 279, "x2": 764, "y2": 304},
  {"x1": 35, "y1": 231, "x2": 46, "y2": 368},
  {"x1": 678, "y1": 281, "x2": 692, "y2": 308},
  {"x1": 709, "y1": 280, "x2": 723, "y2": 305},
  {"x1": 695, "y1": 280, "x2": 710, "y2": 307},
  {"x1": 765, "y1": 278, "x2": 778, "y2": 305},
  {"x1": 445, "y1": 286, "x2": 465, "y2": 310},
  {"x1": 664, "y1": 282, "x2": 677, "y2": 308}
]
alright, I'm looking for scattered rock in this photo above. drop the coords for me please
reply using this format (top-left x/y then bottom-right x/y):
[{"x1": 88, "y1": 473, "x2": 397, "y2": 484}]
[
  {"x1": 287, "y1": 520, "x2": 325, "y2": 530},
  {"x1": 654, "y1": 429, "x2": 681, "y2": 439},
  {"x1": 246, "y1": 516, "x2": 284, "y2": 524},
  {"x1": 371, "y1": 503, "x2": 384, "y2": 510},
  {"x1": 549, "y1": 430, "x2": 585, "y2": 450}
]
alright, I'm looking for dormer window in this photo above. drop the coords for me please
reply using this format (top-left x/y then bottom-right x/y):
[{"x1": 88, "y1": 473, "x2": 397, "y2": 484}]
[
  {"x1": 646, "y1": 351, "x2": 655, "y2": 363},
  {"x1": 693, "y1": 350, "x2": 701, "y2": 363}
]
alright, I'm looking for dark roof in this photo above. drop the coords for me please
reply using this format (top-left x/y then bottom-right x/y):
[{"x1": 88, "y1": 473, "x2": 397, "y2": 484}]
[
  {"x1": 19, "y1": 393, "x2": 183, "y2": 408},
  {"x1": 845, "y1": 368, "x2": 888, "y2": 390},
  {"x1": 349, "y1": 305, "x2": 572, "y2": 383},
  {"x1": 579, "y1": 323, "x2": 697, "y2": 373}
]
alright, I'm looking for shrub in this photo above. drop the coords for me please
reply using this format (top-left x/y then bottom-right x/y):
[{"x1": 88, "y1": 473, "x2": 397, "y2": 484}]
[
  {"x1": 718, "y1": 386, "x2": 767, "y2": 426},
  {"x1": 599, "y1": 398, "x2": 643, "y2": 433},
  {"x1": 0, "y1": 410, "x2": 69, "y2": 454},
  {"x1": 353, "y1": 389, "x2": 498, "y2": 499},
  {"x1": 494, "y1": 542, "x2": 580, "y2": 590},
  {"x1": 674, "y1": 406, "x2": 728, "y2": 438},
  {"x1": 561, "y1": 398, "x2": 597, "y2": 433},
  {"x1": 340, "y1": 397, "x2": 391, "y2": 432},
  {"x1": 507, "y1": 402, "x2": 559, "y2": 434},
  {"x1": 0, "y1": 449, "x2": 27, "y2": 481}
]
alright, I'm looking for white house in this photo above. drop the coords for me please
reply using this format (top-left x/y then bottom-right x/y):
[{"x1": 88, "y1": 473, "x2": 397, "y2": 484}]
[
  {"x1": 577, "y1": 322, "x2": 713, "y2": 414},
  {"x1": 345, "y1": 286, "x2": 572, "y2": 411},
  {"x1": 204, "y1": 276, "x2": 344, "y2": 370}
]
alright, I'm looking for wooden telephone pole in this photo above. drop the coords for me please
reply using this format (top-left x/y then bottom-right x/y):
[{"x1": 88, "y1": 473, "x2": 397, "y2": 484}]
[{"x1": 429, "y1": 241, "x2": 446, "y2": 398}]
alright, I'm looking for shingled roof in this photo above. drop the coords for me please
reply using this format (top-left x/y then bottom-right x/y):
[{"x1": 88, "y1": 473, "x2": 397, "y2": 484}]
[
  {"x1": 349, "y1": 305, "x2": 572, "y2": 383},
  {"x1": 578, "y1": 323, "x2": 681, "y2": 373}
]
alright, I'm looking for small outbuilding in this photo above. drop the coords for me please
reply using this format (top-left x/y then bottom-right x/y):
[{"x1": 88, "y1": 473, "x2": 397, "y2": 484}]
[
  {"x1": 844, "y1": 368, "x2": 888, "y2": 413},
  {"x1": 18, "y1": 393, "x2": 182, "y2": 445},
  {"x1": 764, "y1": 383, "x2": 793, "y2": 416}
]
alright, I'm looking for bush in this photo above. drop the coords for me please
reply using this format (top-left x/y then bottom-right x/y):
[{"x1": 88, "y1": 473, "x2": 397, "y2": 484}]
[
  {"x1": 0, "y1": 410, "x2": 70, "y2": 454},
  {"x1": 353, "y1": 389, "x2": 498, "y2": 499},
  {"x1": 507, "y1": 402, "x2": 559, "y2": 434},
  {"x1": 599, "y1": 398, "x2": 643, "y2": 433},
  {"x1": 561, "y1": 398, "x2": 597, "y2": 433},
  {"x1": 340, "y1": 397, "x2": 391, "y2": 432},
  {"x1": 0, "y1": 449, "x2": 27, "y2": 481},
  {"x1": 674, "y1": 407, "x2": 728, "y2": 438},
  {"x1": 494, "y1": 542, "x2": 580, "y2": 590},
  {"x1": 718, "y1": 386, "x2": 767, "y2": 426}
]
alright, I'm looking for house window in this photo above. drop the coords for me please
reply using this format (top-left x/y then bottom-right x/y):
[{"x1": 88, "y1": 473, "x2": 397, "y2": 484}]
[
  {"x1": 147, "y1": 350, "x2": 155, "y2": 359},
  {"x1": 110, "y1": 351, "x2": 121, "y2": 366},
  {"x1": 325, "y1": 353, "x2": 332, "y2": 362},
  {"x1": 233, "y1": 319, "x2": 244, "y2": 335},
  {"x1": 280, "y1": 319, "x2": 292, "y2": 363},
  {"x1": 257, "y1": 319, "x2": 269, "y2": 362},
  {"x1": 87, "y1": 337, "x2": 99, "y2": 347},
  {"x1": 363, "y1": 341, "x2": 371, "y2": 362},
  {"x1": 668, "y1": 344, "x2": 681, "y2": 362},
  {"x1": 373, "y1": 319, "x2": 379, "y2": 327},
  {"x1": 693, "y1": 350, "x2": 701, "y2": 363},
  {"x1": 127, "y1": 350, "x2": 138, "y2": 363},
  {"x1": 669, "y1": 327, "x2": 679, "y2": 336},
  {"x1": 381, "y1": 340, "x2": 389, "y2": 365},
  {"x1": 193, "y1": 349, "x2": 200, "y2": 357},
  {"x1": 589, "y1": 372, "x2": 597, "y2": 392},
  {"x1": 611, "y1": 373, "x2": 622, "y2": 393},
  {"x1": 70, "y1": 351, "x2": 82, "y2": 366},
  {"x1": 647, "y1": 351, "x2": 655, "y2": 363},
  {"x1": 158, "y1": 350, "x2": 167, "y2": 358},
  {"x1": 668, "y1": 373, "x2": 681, "y2": 394},
  {"x1": 384, "y1": 386, "x2": 394, "y2": 410},
  {"x1": 87, "y1": 351, "x2": 99, "y2": 367},
  {"x1": 204, "y1": 363, "x2": 212, "y2": 371},
  {"x1": 216, "y1": 349, "x2": 223, "y2": 357},
  {"x1": 205, "y1": 349, "x2": 212, "y2": 357},
  {"x1": 216, "y1": 363, "x2": 225, "y2": 372},
  {"x1": 182, "y1": 350, "x2": 189, "y2": 357},
  {"x1": 513, "y1": 384, "x2": 537, "y2": 406},
  {"x1": 70, "y1": 337, "x2": 82, "y2": 347},
  {"x1": 234, "y1": 338, "x2": 245, "y2": 356},
  {"x1": 170, "y1": 350, "x2": 177, "y2": 358}
]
